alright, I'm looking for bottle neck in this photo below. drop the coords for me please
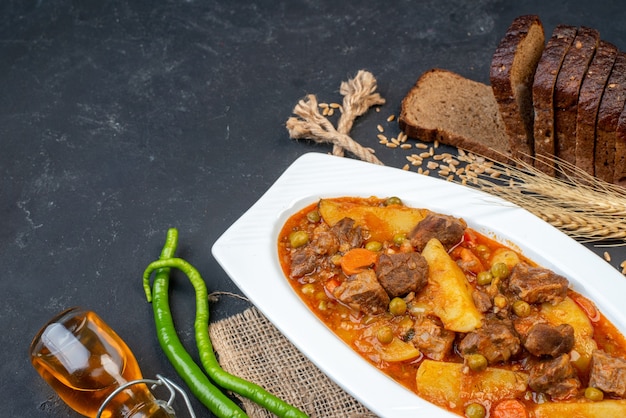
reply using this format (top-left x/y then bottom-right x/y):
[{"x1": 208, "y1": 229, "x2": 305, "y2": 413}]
[{"x1": 97, "y1": 378, "x2": 177, "y2": 418}]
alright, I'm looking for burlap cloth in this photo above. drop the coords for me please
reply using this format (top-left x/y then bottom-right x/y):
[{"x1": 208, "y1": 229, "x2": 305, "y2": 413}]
[{"x1": 210, "y1": 306, "x2": 378, "y2": 417}]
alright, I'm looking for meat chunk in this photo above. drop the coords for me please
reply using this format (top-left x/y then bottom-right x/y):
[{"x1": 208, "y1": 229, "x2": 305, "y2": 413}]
[
  {"x1": 289, "y1": 247, "x2": 318, "y2": 278},
  {"x1": 331, "y1": 217, "x2": 364, "y2": 252},
  {"x1": 508, "y1": 263, "x2": 568, "y2": 305},
  {"x1": 529, "y1": 354, "x2": 581, "y2": 400},
  {"x1": 412, "y1": 316, "x2": 455, "y2": 361},
  {"x1": 375, "y1": 252, "x2": 428, "y2": 297},
  {"x1": 589, "y1": 350, "x2": 626, "y2": 398},
  {"x1": 523, "y1": 323, "x2": 575, "y2": 357},
  {"x1": 308, "y1": 225, "x2": 339, "y2": 256},
  {"x1": 458, "y1": 319, "x2": 521, "y2": 364},
  {"x1": 408, "y1": 213, "x2": 467, "y2": 251},
  {"x1": 289, "y1": 224, "x2": 339, "y2": 278},
  {"x1": 333, "y1": 269, "x2": 390, "y2": 315},
  {"x1": 472, "y1": 289, "x2": 493, "y2": 313}
]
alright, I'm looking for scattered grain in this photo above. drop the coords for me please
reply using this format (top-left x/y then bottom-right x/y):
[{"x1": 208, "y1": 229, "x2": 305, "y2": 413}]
[
  {"x1": 427, "y1": 161, "x2": 440, "y2": 170},
  {"x1": 387, "y1": 115, "x2": 396, "y2": 122},
  {"x1": 402, "y1": 164, "x2": 409, "y2": 171},
  {"x1": 400, "y1": 144, "x2": 412, "y2": 149},
  {"x1": 377, "y1": 124, "x2": 384, "y2": 133},
  {"x1": 385, "y1": 142, "x2": 398, "y2": 148},
  {"x1": 377, "y1": 134, "x2": 387, "y2": 142},
  {"x1": 415, "y1": 143, "x2": 429, "y2": 149},
  {"x1": 419, "y1": 151, "x2": 431, "y2": 159},
  {"x1": 604, "y1": 251, "x2": 611, "y2": 262}
]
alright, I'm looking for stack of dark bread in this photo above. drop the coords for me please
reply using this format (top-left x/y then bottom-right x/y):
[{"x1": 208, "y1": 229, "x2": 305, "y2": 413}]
[{"x1": 399, "y1": 15, "x2": 626, "y2": 186}]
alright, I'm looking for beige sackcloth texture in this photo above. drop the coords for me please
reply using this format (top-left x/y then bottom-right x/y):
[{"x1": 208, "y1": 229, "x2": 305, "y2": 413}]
[{"x1": 210, "y1": 306, "x2": 378, "y2": 418}]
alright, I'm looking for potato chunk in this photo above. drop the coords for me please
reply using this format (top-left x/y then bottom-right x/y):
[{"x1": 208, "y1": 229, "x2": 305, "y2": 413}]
[
  {"x1": 415, "y1": 360, "x2": 528, "y2": 409},
  {"x1": 533, "y1": 400, "x2": 626, "y2": 417},
  {"x1": 377, "y1": 338, "x2": 421, "y2": 362},
  {"x1": 541, "y1": 296, "x2": 597, "y2": 373},
  {"x1": 421, "y1": 238, "x2": 483, "y2": 332},
  {"x1": 318, "y1": 198, "x2": 429, "y2": 242}
]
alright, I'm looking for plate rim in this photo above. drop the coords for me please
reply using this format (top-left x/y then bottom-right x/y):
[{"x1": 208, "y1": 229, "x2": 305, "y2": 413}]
[{"x1": 212, "y1": 152, "x2": 626, "y2": 417}]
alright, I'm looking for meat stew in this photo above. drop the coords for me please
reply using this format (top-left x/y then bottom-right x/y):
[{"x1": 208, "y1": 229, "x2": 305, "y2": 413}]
[{"x1": 277, "y1": 197, "x2": 626, "y2": 417}]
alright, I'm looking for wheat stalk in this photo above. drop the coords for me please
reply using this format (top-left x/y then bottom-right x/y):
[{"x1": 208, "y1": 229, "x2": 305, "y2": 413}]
[{"x1": 460, "y1": 152, "x2": 626, "y2": 243}]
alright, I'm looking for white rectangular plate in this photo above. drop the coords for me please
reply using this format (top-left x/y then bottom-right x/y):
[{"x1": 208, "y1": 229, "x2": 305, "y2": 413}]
[{"x1": 212, "y1": 152, "x2": 626, "y2": 417}]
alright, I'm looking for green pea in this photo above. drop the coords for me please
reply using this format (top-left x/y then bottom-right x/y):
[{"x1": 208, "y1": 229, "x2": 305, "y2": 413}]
[
  {"x1": 464, "y1": 403, "x2": 486, "y2": 418},
  {"x1": 476, "y1": 271, "x2": 493, "y2": 286},
  {"x1": 465, "y1": 354, "x2": 488, "y2": 372},
  {"x1": 365, "y1": 241, "x2": 383, "y2": 252},
  {"x1": 491, "y1": 262, "x2": 510, "y2": 279},
  {"x1": 377, "y1": 326, "x2": 394, "y2": 344},
  {"x1": 585, "y1": 387, "x2": 604, "y2": 402},
  {"x1": 384, "y1": 196, "x2": 402, "y2": 206},
  {"x1": 288, "y1": 230, "x2": 309, "y2": 248},
  {"x1": 475, "y1": 244, "x2": 490, "y2": 258},
  {"x1": 389, "y1": 297, "x2": 407, "y2": 316},
  {"x1": 306, "y1": 210, "x2": 321, "y2": 223},
  {"x1": 393, "y1": 233, "x2": 407, "y2": 246},
  {"x1": 512, "y1": 300, "x2": 531, "y2": 317}
]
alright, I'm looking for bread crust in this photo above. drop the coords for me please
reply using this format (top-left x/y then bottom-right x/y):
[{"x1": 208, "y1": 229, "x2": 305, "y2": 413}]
[
  {"x1": 615, "y1": 110, "x2": 626, "y2": 186},
  {"x1": 575, "y1": 40, "x2": 618, "y2": 176},
  {"x1": 554, "y1": 27, "x2": 600, "y2": 171},
  {"x1": 490, "y1": 15, "x2": 544, "y2": 165},
  {"x1": 532, "y1": 25, "x2": 577, "y2": 176},
  {"x1": 596, "y1": 52, "x2": 626, "y2": 183}
]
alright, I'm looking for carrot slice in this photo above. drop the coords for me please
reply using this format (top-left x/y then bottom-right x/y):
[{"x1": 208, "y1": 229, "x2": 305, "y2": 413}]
[
  {"x1": 325, "y1": 278, "x2": 340, "y2": 294},
  {"x1": 570, "y1": 292, "x2": 601, "y2": 322},
  {"x1": 491, "y1": 399, "x2": 528, "y2": 418},
  {"x1": 340, "y1": 248, "x2": 378, "y2": 276},
  {"x1": 451, "y1": 247, "x2": 484, "y2": 275}
]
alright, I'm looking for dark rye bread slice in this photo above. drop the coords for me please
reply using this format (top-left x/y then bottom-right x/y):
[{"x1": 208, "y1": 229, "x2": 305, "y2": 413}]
[
  {"x1": 614, "y1": 104, "x2": 626, "y2": 186},
  {"x1": 554, "y1": 27, "x2": 600, "y2": 170},
  {"x1": 532, "y1": 25, "x2": 577, "y2": 176},
  {"x1": 399, "y1": 68, "x2": 510, "y2": 163},
  {"x1": 575, "y1": 40, "x2": 618, "y2": 176},
  {"x1": 490, "y1": 15, "x2": 545, "y2": 165},
  {"x1": 595, "y1": 52, "x2": 626, "y2": 183}
]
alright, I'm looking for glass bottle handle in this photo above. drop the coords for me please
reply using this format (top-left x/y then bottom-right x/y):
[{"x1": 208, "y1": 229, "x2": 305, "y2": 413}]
[{"x1": 96, "y1": 374, "x2": 196, "y2": 418}]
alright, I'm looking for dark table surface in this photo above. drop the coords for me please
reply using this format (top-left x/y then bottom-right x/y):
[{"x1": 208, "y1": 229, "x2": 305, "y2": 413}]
[{"x1": 4, "y1": 1, "x2": 626, "y2": 416}]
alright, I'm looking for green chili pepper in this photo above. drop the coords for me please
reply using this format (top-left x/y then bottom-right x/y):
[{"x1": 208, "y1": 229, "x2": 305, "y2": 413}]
[
  {"x1": 144, "y1": 229, "x2": 309, "y2": 418},
  {"x1": 144, "y1": 228, "x2": 247, "y2": 418}
]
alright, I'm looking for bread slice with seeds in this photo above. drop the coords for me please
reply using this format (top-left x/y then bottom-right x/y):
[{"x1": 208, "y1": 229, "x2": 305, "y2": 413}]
[
  {"x1": 554, "y1": 27, "x2": 600, "y2": 170},
  {"x1": 596, "y1": 52, "x2": 626, "y2": 183},
  {"x1": 490, "y1": 15, "x2": 545, "y2": 165},
  {"x1": 399, "y1": 68, "x2": 511, "y2": 163},
  {"x1": 575, "y1": 40, "x2": 618, "y2": 176},
  {"x1": 532, "y1": 25, "x2": 577, "y2": 176}
]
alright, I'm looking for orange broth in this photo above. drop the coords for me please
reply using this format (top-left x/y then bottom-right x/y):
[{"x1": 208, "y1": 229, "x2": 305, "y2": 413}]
[{"x1": 277, "y1": 197, "x2": 626, "y2": 416}]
